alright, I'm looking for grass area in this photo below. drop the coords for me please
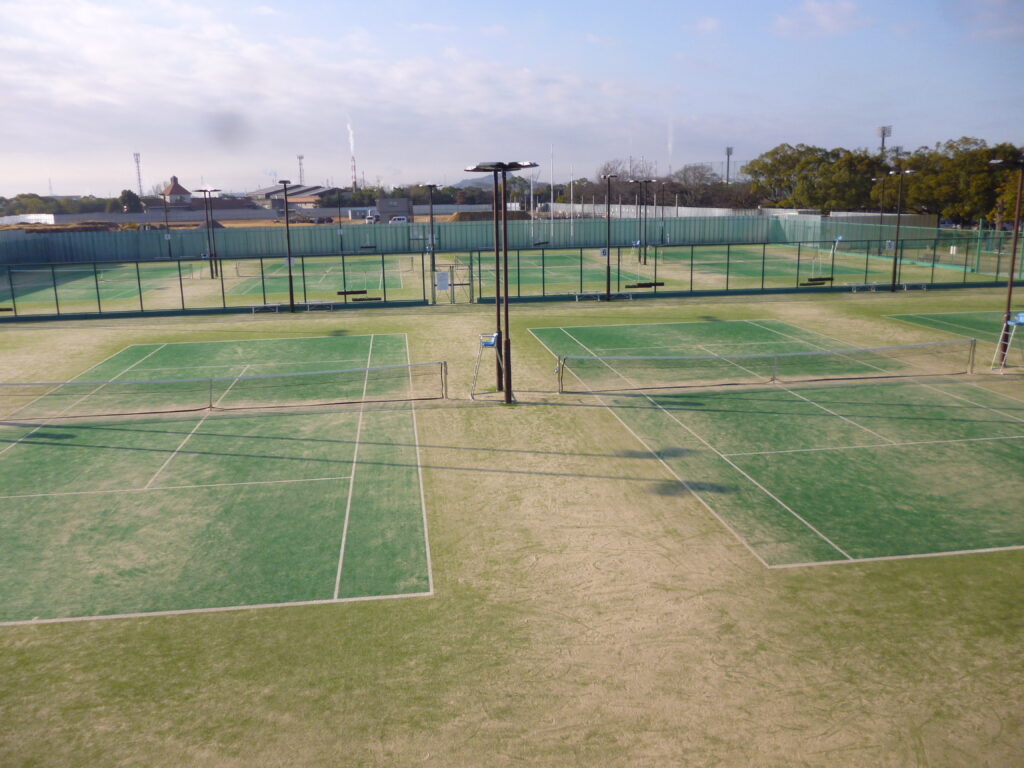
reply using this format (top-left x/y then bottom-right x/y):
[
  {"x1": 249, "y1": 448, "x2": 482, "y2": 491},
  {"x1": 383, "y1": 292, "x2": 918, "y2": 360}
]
[{"x1": 0, "y1": 287, "x2": 1021, "y2": 766}]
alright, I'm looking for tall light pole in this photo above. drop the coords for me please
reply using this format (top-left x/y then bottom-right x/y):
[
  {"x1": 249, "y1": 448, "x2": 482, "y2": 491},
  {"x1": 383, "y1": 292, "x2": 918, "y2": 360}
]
[
  {"x1": 871, "y1": 175, "x2": 887, "y2": 229},
  {"x1": 725, "y1": 146, "x2": 733, "y2": 184},
  {"x1": 196, "y1": 188, "x2": 220, "y2": 278},
  {"x1": 629, "y1": 179, "x2": 656, "y2": 265},
  {"x1": 161, "y1": 192, "x2": 172, "y2": 260},
  {"x1": 465, "y1": 161, "x2": 539, "y2": 404},
  {"x1": 602, "y1": 173, "x2": 616, "y2": 300},
  {"x1": 990, "y1": 158, "x2": 1023, "y2": 367},
  {"x1": 889, "y1": 169, "x2": 913, "y2": 291},
  {"x1": 278, "y1": 180, "x2": 296, "y2": 312},
  {"x1": 422, "y1": 184, "x2": 438, "y2": 304}
]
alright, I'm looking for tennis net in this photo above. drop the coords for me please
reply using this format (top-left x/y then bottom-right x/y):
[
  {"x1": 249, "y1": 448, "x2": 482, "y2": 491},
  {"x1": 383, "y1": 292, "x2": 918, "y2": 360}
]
[
  {"x1": 1, "y1": 361, "x2": 447, "y2": 419},
  {"x1": 557, "y1": 338, "x2": 976, "y2": 393}
]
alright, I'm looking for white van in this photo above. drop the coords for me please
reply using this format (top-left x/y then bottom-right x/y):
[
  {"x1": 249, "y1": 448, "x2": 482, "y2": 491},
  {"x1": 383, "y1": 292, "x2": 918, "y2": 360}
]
[{"x1": 389, "y1": 216, "x2": 409, "y2": 224}]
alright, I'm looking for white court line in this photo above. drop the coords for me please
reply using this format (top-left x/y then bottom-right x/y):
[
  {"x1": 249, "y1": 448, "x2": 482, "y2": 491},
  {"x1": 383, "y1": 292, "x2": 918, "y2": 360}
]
[
  {"x1": 0, "y1": 343, "x2": 167, "y2": 460},
  {"x1": 334, "y1": 335, "x2": 375, "y2": 600},
  {"x1": 725, "y1": 433, "x2": 1024, "y2": 457},
  {"x1": 527, "y1": 329, "x2": 770, "y2": 568},
  {"x1": 0, "y1": 590, "x2": 434, "y2": 628},
  {"x1": 561, "y1": 328, "x2": 853, "y2": 562},
  {"x1": 143, "y1": 364, "x2": 250, "y2": 489},
  {"x1": 766, "y1": 543, "x2": 1024, "y2": 570},
  {"x1": 695, "y1": 343, "x2": 895, "y2": 444},
  {"x1": 407, "y1": 338, "x2": 435, "y2": 596},
  {"x1": 746, "y1": 320, "x2": 1024, "y2": 424},
  {"x1": 0, "y1": 475, "x2": 353, "y2": 501},
  {"x1": 888, "y1": 313, "x2": 997, "y2": 337},
  {"x1": 128, "y1": 358, "x2": 371, "y2": 373}
]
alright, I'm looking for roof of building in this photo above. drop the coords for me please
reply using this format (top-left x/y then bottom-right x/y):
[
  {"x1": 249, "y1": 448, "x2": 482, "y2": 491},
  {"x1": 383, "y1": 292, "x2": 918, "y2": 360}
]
[{"x1": 161, "y1": 175, "x2": 191, "y2": 197}]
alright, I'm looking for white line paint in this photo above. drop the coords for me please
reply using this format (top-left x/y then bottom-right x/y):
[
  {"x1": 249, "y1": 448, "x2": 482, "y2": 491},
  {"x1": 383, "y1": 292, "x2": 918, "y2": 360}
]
[
  {"x1": 334, "y1": 335, "x2": 375, "y2": 599},
  {"x1": 561, "y1": 327, "x2": 853, "y2": 561},
  {"x1": 531, "y1": 330, "x2": 770, "y2": 567},
  {"x1": 0, "y1": 476, "x2": 353, "y2": 502},
  {"x1": 0, "y1": 343, "x2": 167, "y2": 460},
  {"x1": 695, "y1": 343, "x2": 895, "y2": 444},
  {"x1": 766, "y1": 543, "x2": 1024, "y2": 570},
  {"x1": 749, "y1": 320, "x2": 1024, "y2": 424},
  {"x1": 407, "y1": 335, "x2": 435, "y2": 596},
  {"x1": 0, "y1": 590, "x2": 434, "y2": 628},
  {"x1": 725, "y1": 433, "x2": 1024, "y2": 457}
]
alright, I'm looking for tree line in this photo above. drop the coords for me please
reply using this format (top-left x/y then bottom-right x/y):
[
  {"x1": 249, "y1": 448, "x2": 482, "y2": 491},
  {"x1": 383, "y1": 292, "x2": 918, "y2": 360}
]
[
  {"x1": 5, "y1": 136, "x2": 1020, "y2": 225},
  {"x1": 742, "y1": 137, "x2": 1022, "y2": 226}
]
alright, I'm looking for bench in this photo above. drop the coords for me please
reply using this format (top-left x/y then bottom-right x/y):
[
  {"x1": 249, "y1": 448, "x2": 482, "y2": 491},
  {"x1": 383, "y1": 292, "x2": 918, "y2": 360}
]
[
  {"x1": 570, "y1": 291, "x2": 633, "y2": 301},
  {"x1": 901, "y1": 282, "x2": 928, "y2": 291},
  {"x1": 251, "y1": 304, "x2": 282, "y2": 313},
  {"x1": 305, "y1": 301, "x2": 335, "y2": 311},
  {"x1": 847, "y1": 283, "x2": 880, "y2": 293}
]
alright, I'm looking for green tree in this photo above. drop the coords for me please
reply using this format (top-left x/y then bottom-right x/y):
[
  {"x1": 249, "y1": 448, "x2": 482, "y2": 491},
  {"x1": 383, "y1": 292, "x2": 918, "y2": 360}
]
[{"x1": 117, "y1": 189, "x2": 144, "y2": 213}]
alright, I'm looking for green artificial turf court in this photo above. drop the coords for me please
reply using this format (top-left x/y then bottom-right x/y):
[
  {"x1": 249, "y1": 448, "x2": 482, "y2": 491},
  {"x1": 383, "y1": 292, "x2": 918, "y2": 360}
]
[
  {"x1": 889, "y1": 310, "x2": 1012, "y2": 339},
  {"x1": 531, "y1": 319, "x2": 1024, "y2": 567},
  {"x1": 0, "y1": 333, "x2": 435, "y2": 624}
]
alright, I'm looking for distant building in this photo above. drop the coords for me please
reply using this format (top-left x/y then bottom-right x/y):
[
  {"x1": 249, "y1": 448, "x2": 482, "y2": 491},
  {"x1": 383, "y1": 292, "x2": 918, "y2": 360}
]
[
  {"x1": 249, "y1": 184, "x2": 343, "y2": 211},
  {"x1": 376, "y1": 197, "x2": 413, "y2": 222},
  {"x1": 160, "y1": 176, "x2": 192, "y2": 207}
]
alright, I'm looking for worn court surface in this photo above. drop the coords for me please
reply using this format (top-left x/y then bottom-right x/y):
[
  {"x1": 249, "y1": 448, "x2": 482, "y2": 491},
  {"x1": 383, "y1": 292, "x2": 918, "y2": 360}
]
[
  {"x1": 0, "y1": 334, "x2": 432, "y2": 624},
  {"x1": 531, "y1": 319, "x2": 1024, "y2": 567},
  {"x1": 889, "y1": 310, "x2": 1010, "y2": 339}
]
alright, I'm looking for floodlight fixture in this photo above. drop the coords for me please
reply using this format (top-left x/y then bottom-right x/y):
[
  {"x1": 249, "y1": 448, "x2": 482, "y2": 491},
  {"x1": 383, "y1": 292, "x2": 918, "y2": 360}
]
[{"x1": 465, "y1": 160, "x2": 540, "y2": 403}]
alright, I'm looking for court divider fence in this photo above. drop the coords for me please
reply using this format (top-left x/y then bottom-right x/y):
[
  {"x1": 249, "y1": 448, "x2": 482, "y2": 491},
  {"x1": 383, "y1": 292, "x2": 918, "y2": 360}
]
[{"x1": 0, "y1": 218, "x2": 1018, "y2": 319}]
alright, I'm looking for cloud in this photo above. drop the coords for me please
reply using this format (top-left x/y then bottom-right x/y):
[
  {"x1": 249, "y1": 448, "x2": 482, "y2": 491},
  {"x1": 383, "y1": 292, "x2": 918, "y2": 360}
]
[
  {"x1": 584, "y1": 32, "x2": 615, "y2": 44},
  {"x1": 692, "y1": 17, "x2": 720, "y2": 35},
  {"x1": 409, "y1": 22, "x2": 457, "y2": 33},
  {"x1": 773, "y1": 1, "x2": 869, "y2": 36},
  {"x1": 252, "y1": 5, "x2": 278, "y2": 15},
  {"x1": 0, "y1": 0, "x2": 661, "y2": 193},
  {"x1": 480, "y1": 24, "x2": 506, "y2": 36}
]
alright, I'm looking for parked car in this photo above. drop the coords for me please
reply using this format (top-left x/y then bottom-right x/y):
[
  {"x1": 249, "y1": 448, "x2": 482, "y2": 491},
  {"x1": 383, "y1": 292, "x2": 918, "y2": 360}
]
[
  {"x1": 365, "y1": 211, "x2": 380, "y2": 224},
  {"x1": 389, "y1": 216, "x2": 409, "y2": 224}
]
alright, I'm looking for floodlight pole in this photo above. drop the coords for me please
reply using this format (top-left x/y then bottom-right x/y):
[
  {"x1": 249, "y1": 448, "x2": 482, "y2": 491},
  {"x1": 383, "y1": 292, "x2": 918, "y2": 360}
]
[
  {"x1": 161, "y1": 193, "x2": 172, "y2": 259},
  {"x1": 991, "y1": 160, "x2": 1023, "y2": 367},
  {"x1": 889, "y1": 169, "x2": 912, "y2": 292},
  {"x1": 423, "y1": 184, "x2": 438, "y2": 304},
  {"x1": 500, "y1": 168, "x2": 513, "y2": 404},
  {"x1": 466, "y1": 161, "x2": 538, "y2": 402},
  {"x1": 492, "y1": 171, "x2": 503, "y2": 389},
  {"x1": 603, "y1": 174, "x2": 616, "y2": 300},
  {"x1": 198, "y1": 188, "x2": 220, "y2": 278},
  {"x1": 279, "y1": 180, "x2": 296, "y2": 312}
]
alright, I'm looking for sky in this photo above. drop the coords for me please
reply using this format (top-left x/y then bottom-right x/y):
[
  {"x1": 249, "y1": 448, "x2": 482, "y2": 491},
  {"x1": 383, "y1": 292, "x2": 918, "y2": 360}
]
[{"x1": 1, "y1": 0, "x2": 1022, "y2": 197}]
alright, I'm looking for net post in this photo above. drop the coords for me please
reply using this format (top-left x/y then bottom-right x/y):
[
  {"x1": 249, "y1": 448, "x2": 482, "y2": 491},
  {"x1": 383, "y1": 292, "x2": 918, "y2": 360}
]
[
  {"x1": 771, "y1": 354, "x2": 778, "y2": 382},
  {"x1": 208, "y1": 377, "x2": 214, "y2": 409},
  {"x1": 968, "y1": 338, "x2": 976, "y2": 374},
  {"x1": 441, "y1": 361, "x2": 448, "y2": 398},
  {"x1": 557, "y1": 357, "x2": 565, "y2": 393}
]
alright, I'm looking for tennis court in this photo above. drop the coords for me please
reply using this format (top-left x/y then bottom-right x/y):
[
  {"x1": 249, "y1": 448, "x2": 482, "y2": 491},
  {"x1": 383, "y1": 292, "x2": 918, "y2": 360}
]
[
  {"x1": 0, "y1": 334, "x2": 441, "y2": 624},
  {"x1": 531, "y1": 319, "x2": 1024, "y2": 567},
  {"x1": 889, "y1": 310, "x2": 1009, "y2": 339},
  {"x1": 2, "y1": 254, "x2": 424, "y2": 315}
]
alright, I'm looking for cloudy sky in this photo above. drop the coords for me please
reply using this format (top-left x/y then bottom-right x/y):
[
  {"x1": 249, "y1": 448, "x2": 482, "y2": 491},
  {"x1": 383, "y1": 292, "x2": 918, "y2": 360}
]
[{"x1": 1, "y1": 0, "x2": 1022, "y2": 197}]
